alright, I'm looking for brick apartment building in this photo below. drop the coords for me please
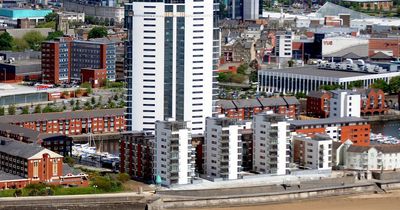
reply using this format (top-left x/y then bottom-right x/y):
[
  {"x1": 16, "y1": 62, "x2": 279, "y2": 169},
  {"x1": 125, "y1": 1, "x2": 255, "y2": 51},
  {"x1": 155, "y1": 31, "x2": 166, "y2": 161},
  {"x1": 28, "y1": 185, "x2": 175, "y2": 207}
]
[
  {"x1": 216, "y1": 96, "x2": 300, "y2": 120},
  {"x1": 0, "y1": 109, "x2": 126, "y2": 136},
  {"x1": 307, "y1": 91, "x2": 331, "y2": 118},
  {"x1": 0, "y1": 137, "x2": 88, "y2": 189},
  {"x1": 306, "y1": 89, "x2": 387, "y2": 118},
  {"x1": 119, "y1": 132, "x2": 154, "y2": 182},
  {"x1": 80, "y1": 68, "x2": 107, "y2": 88},
  {"x1": 41, "y1": 37, "x2": 116, "y2": 84},
  {"x1": 290, "y1": 117, "x2": 370, "y2": 146}
]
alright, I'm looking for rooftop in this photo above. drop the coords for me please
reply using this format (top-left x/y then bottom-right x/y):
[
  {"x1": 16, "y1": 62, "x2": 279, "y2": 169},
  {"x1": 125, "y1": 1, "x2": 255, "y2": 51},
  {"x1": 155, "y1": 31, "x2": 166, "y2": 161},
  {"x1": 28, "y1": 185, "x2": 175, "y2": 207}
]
[
  {"x1": 0, "y1": 59, "x2": 41, "y2": 66},
  {"x1": 0, "y1": 108, "x2": 125, "y2": 123},
  {"x1": 0, "y1": 171, "x2": 26, "y2": 181},
  {"x1": 259, "y1": 66, "x2": 379, "y2": 78},
  {"x1": 0, "y1": 137, "x2": 46, "y2": 159},
  {"x1": 290, "y1": 117, "x2": 367, "y2": 127}
]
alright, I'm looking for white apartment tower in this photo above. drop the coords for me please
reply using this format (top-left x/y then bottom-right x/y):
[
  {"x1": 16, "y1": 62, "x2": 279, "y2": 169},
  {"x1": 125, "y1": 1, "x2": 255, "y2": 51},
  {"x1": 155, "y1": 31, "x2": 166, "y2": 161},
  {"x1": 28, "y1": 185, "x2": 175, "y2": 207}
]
[
  {"x1": 253, "y1": 113, "x2": 290, "y2": 175},
  {"x1": 205, "y1": 116, "x2": 251, "y2": 180},
  {"x1": 154, "y1": 120, "x2": 195, "y2": 186},
  {"x1": 275, "y1": 31, "x2": 293, "y2": 59},
  {"x1": 124, "y1": 0, "x2": 220, "y2": 134},
  {"x1": 330, "y1": 90, "x2": 361, "y2": 118}
]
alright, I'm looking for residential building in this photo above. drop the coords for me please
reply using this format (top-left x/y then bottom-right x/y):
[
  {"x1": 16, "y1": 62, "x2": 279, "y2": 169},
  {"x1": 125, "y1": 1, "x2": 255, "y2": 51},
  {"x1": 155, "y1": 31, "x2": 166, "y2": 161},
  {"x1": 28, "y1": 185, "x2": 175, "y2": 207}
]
[
  {"x1": 253, "y1": 113, "x2": 290, "y2": 175},
  {"x1": 227, "y1": 0, "x2": 243, "y2": 19},
  {"x1": 155, "y1": 120, "x2": 195, "y2": 186},
  {"x1": 336, "y1": 140, "x2": 400, "y2": 171},
  {"x1": 119, "y1": 132, "x2": 154, "y2": 182},
  {"x1": 124, "y1": 0, "x2": 219, "y2": 134},
  {"x1": 62, "y1": 0, "x2": 124, "y2": 23},
  {"x1": 0, "y1": 137, "x2": 88, "y2": 189},
  {"x1": 330, "y1": 90, "x2": 361, "y2": 118},
  {"x1": 216, "y1": 96, "x2": 299, "y2": 120},
  {"x1": 257, "y1": 65, "x2": 400, "y2": 94},
  {"x1": 0, "y1": 123, "x2": 72, "y2": 156},
  {"x1": 293, "y1": 133, "x2": 332, "y2": 172},
  {"x1": 0, "y1": 109, "x2": 126, "y2": 135},
  {"x1": 41, "y1": 38, "x2": 116, "y2": 84},
  {"x1": 205, "y1": 117, "x2": 251, "y2": 180},
  {"x1": 290, "y1": 117, "x2": 370, "y2": 146},
  {"x1": 357, "y1": 88, "x2": 387, "y2": 115},
  {"x1": 343, "y1": 0, "x2": 393, "y2": 11},
  {"x1": 274, "y1": 31, "x2": 292, "y2": 62},
  {"x1": 306, "y1": 91, "x2": 331, "y2": 118}
]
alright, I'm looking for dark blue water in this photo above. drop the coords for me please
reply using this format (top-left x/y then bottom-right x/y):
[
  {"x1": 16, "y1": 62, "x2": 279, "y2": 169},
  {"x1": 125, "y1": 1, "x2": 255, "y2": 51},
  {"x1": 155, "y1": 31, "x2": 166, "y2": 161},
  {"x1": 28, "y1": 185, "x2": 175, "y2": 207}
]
[{"x1": 370, "y1": 121, "x2": 400, "y2": 137}]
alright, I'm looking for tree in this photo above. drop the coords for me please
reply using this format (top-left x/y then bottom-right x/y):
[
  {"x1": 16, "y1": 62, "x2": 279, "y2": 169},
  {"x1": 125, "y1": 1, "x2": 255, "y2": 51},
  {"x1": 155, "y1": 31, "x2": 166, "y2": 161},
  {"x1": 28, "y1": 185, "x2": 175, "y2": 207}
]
[
  {"x1": 34, "y1": 105, "x2": 42, "y2": 113},
  {"x1": 63, "y1": 156, "x2": 75, "y2": 167},
  {"x1": 23, "y1": 31, "x2": 45, "y2": 51},
  {"x1": 237, "y1": 63, "x2": 249, "y2": 75},
  {"x1": 389, "y1": 76, "x2": 400, "y2": 93},
  {"x1": 91, "y1": 96, "x2": 96, "y2": 105},
  {"x1": 348, "y1": 80, "x2": 363, "y2": 89},
  {"x1": 46, "y1": 31, "x2": 64, "y2": 40},
  {"x1": 85, "y1": 15, "x2": 95, "y2": 24},
  {"x1": 217, "y1": 72, "x2": 233, "y2": 83},
  {"x1": 8, "y1": 105, "x2": 16, "y2": 115},
  {"x1": 288, "y1": 60, "x2": 295, "y2": 67},
  {"x1": 45, "y1": 12, "x2": 58, "y2": 22},
  {"x1": 12, "y1": 38, "x2": 29, "y2": 52},
  {"x1": 21, "y1": 106, "x2": 29, "y2": 115},
  {"x1": 371, "y1": 79, "x2": 390, "y2": 93},
  {"x1": 88, "y1": 26, "x2": 108, "y2": 39},
  {"x1": 0, "y1": 107, "x2": 4, "y2": 116},
  {"x1": 0, "y1": 32, "x2": 14, "y2": 51}
]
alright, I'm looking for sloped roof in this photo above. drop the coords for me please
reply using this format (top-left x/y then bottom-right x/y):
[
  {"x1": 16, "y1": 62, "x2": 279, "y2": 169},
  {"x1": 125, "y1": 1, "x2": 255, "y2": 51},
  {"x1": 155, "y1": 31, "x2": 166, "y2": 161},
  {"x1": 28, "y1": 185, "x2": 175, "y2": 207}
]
[
  {"x1": 347, "y1": 145, "x2": 370, "y2": 153},
  {"x1": 233, "y1": 99, "x2": 262, "y2": 108},
  {"x1": 324, "y1": 44, "x2": 368, "y2": 58},
  {"x1": 217, "y1": 100, "x2": 237, "y2": 109},
  {"x1": 370, "y1": 51, "x2": 393, "y2": 60},
  {"x1": 0, "y1": 137, "x2": 44, "y2": 159},
  {"x1": 257, "y1": 97, "x2": 287, "y2": 107},
  {"x1": 314, "y1": 2, "x2": 371, "y2": 19},
  {"x1": 283, "y1": 96, "x2": 300, "y2": 105}
]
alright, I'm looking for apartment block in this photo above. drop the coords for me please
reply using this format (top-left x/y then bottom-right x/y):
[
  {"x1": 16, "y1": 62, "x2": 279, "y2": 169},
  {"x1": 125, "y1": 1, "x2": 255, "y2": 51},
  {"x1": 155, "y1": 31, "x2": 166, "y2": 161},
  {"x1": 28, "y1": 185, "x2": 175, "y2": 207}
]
[
  {"x1": 119, "y1": 132, "x2": 154, "y2": 182},
  {"x1": 205, "y1": 117, "x2": 251, "y2": 180},
  {"x1": 155, "y1": 121, "x2": 195, "y2": 186},
  {"x1": 293, "y1": 134, "x2": 332, "y2": 172},
  {"x1": 290, "y1": 117, "x2": 370, "y2": 146},
  {"x1": 275, "y1": 31, "x2": 293, "y2": 59},
  {"x1": 306, "y1": 91, "x2": 331, "y2": 118},
  {"x1": 330, "y1": 90, "x2": 361, "y2": 118},
  {"x1": 0, "y1": 109, "x2": 125, "y2": 135},
  {"x1": 253, "y1": 113, "x2": 290, "y2": 175},
  {"x1": 216, "y1": 96, "x2": 299, "y2": 120},
  {"x1": 41, "y1": 37, "x2": 116, "y2": 84}
]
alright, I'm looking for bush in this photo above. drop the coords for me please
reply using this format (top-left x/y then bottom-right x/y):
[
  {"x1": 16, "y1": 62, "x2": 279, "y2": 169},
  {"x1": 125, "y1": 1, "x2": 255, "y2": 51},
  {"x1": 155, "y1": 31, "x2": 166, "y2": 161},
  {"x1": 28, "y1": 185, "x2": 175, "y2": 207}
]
[
  {"x1": 34, "y1": 105, "x2": 41, "y2": 113},
  {"x1": 14, "y1": 189, "x2": 22, "y2": 197},
  {"x1": 8, "y1": 104, "x2": 16, "y2": 115},
  {"x1": 117, "y1": 173, "x2": 130, "y2": 183}
]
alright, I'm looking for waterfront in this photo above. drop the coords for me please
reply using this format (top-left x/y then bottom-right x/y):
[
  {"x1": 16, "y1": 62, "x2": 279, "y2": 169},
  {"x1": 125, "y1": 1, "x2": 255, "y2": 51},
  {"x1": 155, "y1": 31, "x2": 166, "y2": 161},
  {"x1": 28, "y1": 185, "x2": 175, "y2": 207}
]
[
  {"x1": 370, "y1": 120, "x2": 400, "y2": 138},
  {"x1": 186, "y1": 190, "x2": 400, "y2": 210}
]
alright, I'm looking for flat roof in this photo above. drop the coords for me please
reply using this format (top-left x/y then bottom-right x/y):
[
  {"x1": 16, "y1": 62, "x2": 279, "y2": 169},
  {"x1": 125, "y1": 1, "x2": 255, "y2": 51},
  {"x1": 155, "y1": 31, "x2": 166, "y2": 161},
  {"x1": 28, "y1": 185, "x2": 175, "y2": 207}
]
[
  {"x1": 259, "y1": 66, "x2": 378, "y2": 78},
  {"x1": 0, "y1": 59, "x2": 41, "y2": 66},
  {"x1": 0, "y1": 84, "x2": 78, "y2": 98},
  {"x1": 290, "y1": 117, "x2": 367, "y2": 126}
]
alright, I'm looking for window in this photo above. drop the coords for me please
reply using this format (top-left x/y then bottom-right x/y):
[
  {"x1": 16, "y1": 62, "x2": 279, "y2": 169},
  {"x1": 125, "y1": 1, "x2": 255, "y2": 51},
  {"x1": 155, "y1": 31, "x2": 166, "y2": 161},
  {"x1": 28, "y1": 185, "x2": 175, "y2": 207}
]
[{"x1": 52, "y1": 159, "x2": 58, "y2": 175}]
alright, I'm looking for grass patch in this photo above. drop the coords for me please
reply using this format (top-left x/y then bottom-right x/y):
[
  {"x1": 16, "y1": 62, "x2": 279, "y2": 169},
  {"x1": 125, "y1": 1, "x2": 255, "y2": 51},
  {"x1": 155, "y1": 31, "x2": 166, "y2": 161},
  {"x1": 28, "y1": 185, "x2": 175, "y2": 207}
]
[{"x1": 0, "y1": 189, "x2": 16, "y2": 197}]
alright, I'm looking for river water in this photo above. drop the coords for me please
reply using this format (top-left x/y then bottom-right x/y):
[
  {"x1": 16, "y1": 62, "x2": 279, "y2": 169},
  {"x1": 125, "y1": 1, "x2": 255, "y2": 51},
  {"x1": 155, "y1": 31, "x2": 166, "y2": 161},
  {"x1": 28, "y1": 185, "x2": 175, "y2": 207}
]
[{"x1": 370, "y1": 120, "x2": 400, "y2": 137}]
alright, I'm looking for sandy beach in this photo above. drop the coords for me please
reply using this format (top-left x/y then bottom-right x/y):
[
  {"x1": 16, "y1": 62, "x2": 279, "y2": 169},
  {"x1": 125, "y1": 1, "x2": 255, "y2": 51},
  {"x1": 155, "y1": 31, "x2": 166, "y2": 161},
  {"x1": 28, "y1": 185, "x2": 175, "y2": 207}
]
[{"x1": 185, "y1": 190, "x2": 400, "y2": 210}]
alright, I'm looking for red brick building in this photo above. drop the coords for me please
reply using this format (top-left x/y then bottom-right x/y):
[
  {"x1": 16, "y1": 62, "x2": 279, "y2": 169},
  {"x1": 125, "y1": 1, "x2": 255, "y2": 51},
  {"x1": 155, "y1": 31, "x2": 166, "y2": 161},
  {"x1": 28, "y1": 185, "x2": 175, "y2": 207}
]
[
  {"x1": 306, "y1": 91, "x2": 331, "y2": 118},
  {"x1": 0, "y1": 137, "x2": 88, "y2": 189},
  {"x1": 306, "y1": 89, "x2": 387, "y2": 117},
  {"x1": 216, "y1": 96, "x2": 299, "y2": 120},
  {"x1": 369, "y1": 37, "x2": 400, "y2": 58},
  {"x1": 0, "y1": 109, "x2": 126, "y2": 135},
  {"x1": 81, "y1": 68, "x2": 107, "y2": 88},
  {"x1": 120, "y1": 132, "x2": 154, "y2": 182},
  {"x1": 290, "y1": 117, "x2": 370, "y2": 146}
]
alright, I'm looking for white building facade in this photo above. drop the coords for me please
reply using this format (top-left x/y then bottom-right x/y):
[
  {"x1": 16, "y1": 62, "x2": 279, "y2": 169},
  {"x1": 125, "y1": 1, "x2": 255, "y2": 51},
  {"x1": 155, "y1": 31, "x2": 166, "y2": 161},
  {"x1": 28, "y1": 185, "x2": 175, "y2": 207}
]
[
  {"x1": 293, "y1": 134, "x2": 332, "y2": 172},
  {"x1": 205, "y1": 117, "x2": 251, "y2": 180},
  {"x1": 253, "y1": 113, "x2": 290, "y2": 175},
  {"x1": 330, "y1": 90, "x2": 361, "y2": 118},
  {"x1": 243, "y1": 0, "x2": 259, "y2": 20},
  {"x1": 124, "y1": 0, "x2": 219, "y2": 133},
  {"x1": 275, "y1": 31, "x2": 293, "y2": 59},
  {"x1": 154, "y1": 120, "x2": 195, "y2": 186}
]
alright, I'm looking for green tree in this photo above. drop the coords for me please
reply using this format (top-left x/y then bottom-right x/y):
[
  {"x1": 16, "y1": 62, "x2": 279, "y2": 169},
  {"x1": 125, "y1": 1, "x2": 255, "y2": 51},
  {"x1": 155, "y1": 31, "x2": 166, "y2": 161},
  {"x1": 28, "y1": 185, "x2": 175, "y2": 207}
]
[
  {"x1": 389, "y1": 76, "x2": 400, "y2": 93},
  {"x1": 0, "y1": 32, "x2": 14, "y2": 51},
  {"x1": 237, "y1": 63, "x2": 249, "y2": 75},
  {"x1": 45, "y1": 12, "x2": 58, "y2": 22},
  {"x1": 91, "y1": 96, "x2": 96, "y2": 105},
  {"x1": 85, "y1": 15, "x2": 95, "y2": 24},
  {"x1": 12, "y1": 38, "x2": 29, "y2": 52},
  {"x1": 88, "y1": 26, "x2": 108, "y2": 39},
  {"x1": 0, "y1": 107, "x2": 4, "y2": 116},
  {"x1": 217, "y1": 72, "x2": 233, "y2": 83},
  {"x1": 21, "y1": 106, "x2": 29, "y2": 115},
  {"x1": 288, "y1": 60, "x2": 294, "y2": 67},
  {"x1": 295, "y1": 92, "x2": 307, "y2": 99},
  {"x1": 23, "y1": 31, "x2": 45, "y2": 51},
  {"x1": 348, "y1": 80, "x2": 363, "y2": 89},
  {"x1": 8, "y1": 105, "x2": 16, "y2": 115},
  {"x1": 63, "y1": 156, "x2": 75, "y2": 167},
  {"x1": 34, "y1": 104, "x2": 42, "y2": 113},
  {"x1": 371, "y1": 79, "x2": 390, "y2": 92},
  {"x1": 46, "y1": 31, "x2": 64, "y2": 40}
]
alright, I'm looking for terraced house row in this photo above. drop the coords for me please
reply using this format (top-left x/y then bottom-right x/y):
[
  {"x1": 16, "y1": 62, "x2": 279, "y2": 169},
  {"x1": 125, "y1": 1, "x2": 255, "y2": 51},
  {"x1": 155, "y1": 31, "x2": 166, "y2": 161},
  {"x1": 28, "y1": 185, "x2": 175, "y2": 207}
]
[{"x1": 0, "y1": 109, "x2": 126, "y2": 135}]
